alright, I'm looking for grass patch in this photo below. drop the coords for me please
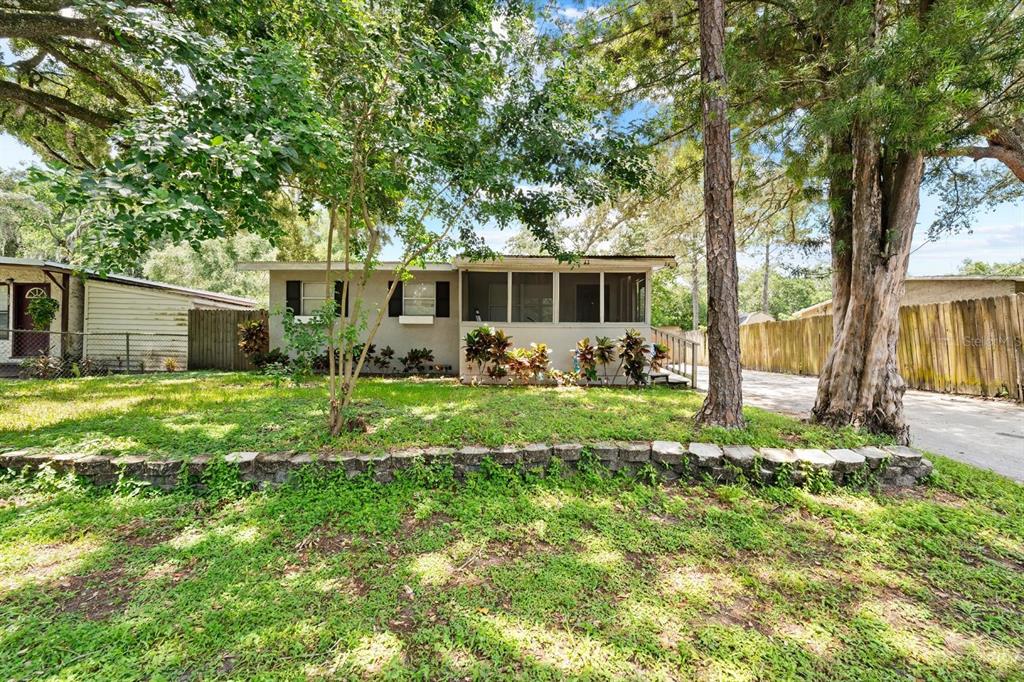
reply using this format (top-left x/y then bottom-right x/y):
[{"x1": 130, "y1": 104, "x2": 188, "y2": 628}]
[
  {"x1": 0, "y1": 457, "x2": 1021, "y2": 679},
  {"x1": 0, "y1": 372, "x2": 887, "y2": 457}
]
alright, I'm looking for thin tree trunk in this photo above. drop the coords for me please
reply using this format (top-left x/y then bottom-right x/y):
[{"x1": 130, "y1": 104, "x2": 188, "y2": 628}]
[
  {"x1": 812, "y1": 123, "x2": 924, "y2": 444},
  {"x1": 761, "y1": 238, "x2": 770, "y2": 314},
  {"x1": 325, "y1": 205, "x2": 340, "y2": 434},
  {"x1": 690, "y1": 253, "x2": 701, "y2": 331},
  {"x1": 694, "y1": 0, "x2": 744, "y2": 429}
]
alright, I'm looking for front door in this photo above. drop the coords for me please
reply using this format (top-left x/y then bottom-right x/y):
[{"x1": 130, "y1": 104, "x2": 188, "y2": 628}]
[{"x1": 12, "y1": 283, "x2": 52, "y2": 357}]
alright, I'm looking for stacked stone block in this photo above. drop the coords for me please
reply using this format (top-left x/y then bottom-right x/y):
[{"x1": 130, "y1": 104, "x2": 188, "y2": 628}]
[{"x1": 0, "y1": 440, "x2": 933, "y2": 491}]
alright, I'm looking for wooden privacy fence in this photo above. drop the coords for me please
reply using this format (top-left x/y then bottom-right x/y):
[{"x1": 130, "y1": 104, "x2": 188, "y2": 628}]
[
  {"x1": 188, "y1": 309, "x2": 267, "y2": 371},
  {"x1": 894, "y1": 294, "x2": 1023, "y2": 400},
  {"x1": 728, "y1": 293, "x2": 1024, "y2": 400}
]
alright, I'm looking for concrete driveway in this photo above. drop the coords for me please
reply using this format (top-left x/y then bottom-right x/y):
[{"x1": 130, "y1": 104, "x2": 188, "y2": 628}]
[{"x1": 694, "y1": 367, "x2": 1024, "y2": 481}]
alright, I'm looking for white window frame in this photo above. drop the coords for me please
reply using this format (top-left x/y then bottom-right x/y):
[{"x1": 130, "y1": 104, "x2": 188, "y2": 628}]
[
  {"x1": 300, "y1": 281, "x2": 327, "y2": 316},
  {"x1": 403, "y1": 281, "x2": 436, "y2": 317}
]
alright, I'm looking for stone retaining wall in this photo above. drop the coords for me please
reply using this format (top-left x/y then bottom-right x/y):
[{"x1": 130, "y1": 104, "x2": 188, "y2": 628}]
[{"x1": 0, "y1": 443, "x2": 932, "y2": 492}]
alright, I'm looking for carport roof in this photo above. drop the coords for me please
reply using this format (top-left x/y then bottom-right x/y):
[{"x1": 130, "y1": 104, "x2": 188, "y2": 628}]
[{"x1": 0, "y1": 257, "x2": 256, "y2": 308}]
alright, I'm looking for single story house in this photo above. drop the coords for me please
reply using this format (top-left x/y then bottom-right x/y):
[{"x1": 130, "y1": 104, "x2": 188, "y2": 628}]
[
  {"x1": 793, "y1": 275, "x2": 1024, "y2": 319},
  {"x1": 239, "y1": 255, "x2": 673, "y2": 379},
  {"x1": 1, "y1": 257, "x2": 255, "y2": 371}
]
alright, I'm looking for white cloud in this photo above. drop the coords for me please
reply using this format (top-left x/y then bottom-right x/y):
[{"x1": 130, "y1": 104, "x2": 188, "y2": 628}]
[
  {"x1": 558, "y1": 5, "x2": 598, "y2": 22},
  {"x1": 908, "y1": 220, "x2": 1024, "y2": 276}
]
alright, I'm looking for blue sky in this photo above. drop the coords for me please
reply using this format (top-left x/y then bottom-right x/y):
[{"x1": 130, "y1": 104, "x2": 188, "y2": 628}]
[{"x1": 2, "y1": 130, "x2": 1020, "y2": 275}]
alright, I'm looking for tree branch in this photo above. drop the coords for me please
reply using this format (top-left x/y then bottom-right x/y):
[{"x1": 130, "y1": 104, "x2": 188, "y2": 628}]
[
  {"x1": 0, "y1": 11, "x2": 108, "y2": 42},
  {"x1": 44, "y1": 42, "x2": 130, "y2": 106},
  {"x1": 0, "y1": 79, "x2": 120, "y2": 128},
  {"x1": 936, "y1": 144, "x2": 1024, "y2": 182}
]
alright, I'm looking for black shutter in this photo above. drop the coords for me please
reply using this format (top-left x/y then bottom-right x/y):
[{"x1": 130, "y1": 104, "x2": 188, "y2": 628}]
[
  {"x1": 285, "y1": 280, "x2": 301, "y2": 314},
  {"x1": 388, "y1": 281, "x2": 403, "y2": 317},
  {"x1": 435, "y1": 281, "x2": 450, "y2": 317},
  {"x1": 334, "y1": 281, "x2": 349, "y2": 316}
]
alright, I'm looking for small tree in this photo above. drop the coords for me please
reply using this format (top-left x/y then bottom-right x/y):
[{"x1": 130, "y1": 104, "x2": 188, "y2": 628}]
[{"x1": 48, "y1": 1, "x2": 644, "y2": 434}]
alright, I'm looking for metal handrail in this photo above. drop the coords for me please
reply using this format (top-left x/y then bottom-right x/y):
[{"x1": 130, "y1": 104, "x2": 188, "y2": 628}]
[{"x1": 651, "y1": 328, "x2": 700, "y2": 389}]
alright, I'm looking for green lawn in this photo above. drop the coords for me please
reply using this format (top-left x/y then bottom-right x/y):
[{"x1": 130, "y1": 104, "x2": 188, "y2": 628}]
[
  {"x1": 0, "y1": 372, "x2": 889, "y2": 457},
  {"x1": 1, "y1": 456, "x2": 1021, "y2": 680}
]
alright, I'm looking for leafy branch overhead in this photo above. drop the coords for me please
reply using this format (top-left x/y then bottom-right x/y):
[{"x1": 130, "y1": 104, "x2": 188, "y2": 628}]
[{"x1": 35, "y1": 2, "x2": 651, "y2": 272}]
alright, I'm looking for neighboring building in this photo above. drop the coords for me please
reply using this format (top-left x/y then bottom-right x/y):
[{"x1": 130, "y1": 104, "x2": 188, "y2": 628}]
[
  {"x1": 791, "y1": 275, "x2": 1024, "y2": 319},
  {"x1": 240, "y1": 255, "x2": 673, "y2": 379},
  {"x1": 738, "y1": 311, "x2": 775, "y2": 325},
  {"x1": 1, "y1": 257, "x2": 255, "y2": 370}
]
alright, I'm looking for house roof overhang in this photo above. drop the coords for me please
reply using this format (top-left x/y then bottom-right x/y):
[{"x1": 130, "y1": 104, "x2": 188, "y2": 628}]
[
  {"x1": 238, "y1": 261, "x2": 455, "y2": 272},
  {"x1": 453, "y1": 255, "x2": 676, "y2": 271},
  {"x1": 240, "y1": 255, "x2": 677, "y2": 273}
]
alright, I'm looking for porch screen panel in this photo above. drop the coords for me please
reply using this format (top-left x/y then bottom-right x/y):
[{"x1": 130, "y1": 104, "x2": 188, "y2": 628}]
[
  {"x1": 511, "y1": 273, "x2": 553, "y2": 322},
  {"x1": 462, "y1": 271, "x2": 508, "y2": 322},
  {"x1": 604, "y1": 273, "x2": 646, "y2": 323},
  {"x1": 559, "y1": 273, "x2": 600, "y2": 323}
]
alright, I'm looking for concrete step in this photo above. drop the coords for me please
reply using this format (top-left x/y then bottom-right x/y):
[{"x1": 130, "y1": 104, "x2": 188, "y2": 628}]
[{"x1": 649, "y1": 369, "x2": 690, "y2": 389}]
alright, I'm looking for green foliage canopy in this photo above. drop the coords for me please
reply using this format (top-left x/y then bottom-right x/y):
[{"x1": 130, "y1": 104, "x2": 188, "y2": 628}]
[{"x1": 37, "y1": 0, "x2": 650, "y2": 273}]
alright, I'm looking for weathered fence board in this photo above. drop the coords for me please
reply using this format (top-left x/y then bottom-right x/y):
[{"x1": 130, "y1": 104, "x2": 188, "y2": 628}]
[
  {"x1": 188, "y1": 309, "x2": 266, "y2": 371},
  {"x1": 681, "y1": 294, "x2": 1023, "y2": 401}
]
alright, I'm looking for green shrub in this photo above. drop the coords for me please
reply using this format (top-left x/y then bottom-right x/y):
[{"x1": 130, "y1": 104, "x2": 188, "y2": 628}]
[
  {"x1": 26, "y1": 296, "x2": 59, "y2": 330},
  {"x1": 237, "y1": 318, "x2": 270, "y2": 359}
]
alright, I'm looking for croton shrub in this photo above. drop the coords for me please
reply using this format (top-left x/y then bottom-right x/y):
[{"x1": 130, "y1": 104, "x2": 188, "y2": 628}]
[{"x1": 466, "y1": 326, "x2": 663, "y2": 387}]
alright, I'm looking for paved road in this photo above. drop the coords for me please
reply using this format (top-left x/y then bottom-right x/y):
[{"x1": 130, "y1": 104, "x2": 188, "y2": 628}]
[{"x1": 693, "y1": 367, "x2": 1024, "y2": 481}]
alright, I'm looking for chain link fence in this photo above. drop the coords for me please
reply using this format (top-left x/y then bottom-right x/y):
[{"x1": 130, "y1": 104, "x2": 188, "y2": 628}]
[{"x1": 1, "y1": 329, "x2": 188, "y2": 379}]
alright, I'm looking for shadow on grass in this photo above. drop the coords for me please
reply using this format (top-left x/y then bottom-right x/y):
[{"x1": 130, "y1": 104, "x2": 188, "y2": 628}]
[
  {"x1": 1, "y1": 460, "x2": 1021, "y2": 679},
  {"x1": 1, "y1": 372, "x2": 884, "y2": 458}
]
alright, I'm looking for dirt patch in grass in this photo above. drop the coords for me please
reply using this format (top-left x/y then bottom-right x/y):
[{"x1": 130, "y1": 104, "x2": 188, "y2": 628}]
[
  {"x1": 976, "y1": 545, "x2": 1024, "y2": 572},
  {"x1": 450, "y1": 548, "x2": 514, "y2": 587},
  {"x1": 117, "y1": 518, "x2": 178, "y2": 548},
  {"x1": 143, "y1": 557, "x2": 199, "y2": 585},
  {"x1": 295, "y1": 525, "x2": 352, "y2": 560},
  {"x1": 888, "y1": 487, "x2": 969, "y2": 507},
  {"x1": 397, "y1": 511, "x2": 454, "y2": 539},
  {"x1": 623, "y1": 550, "x2": 656, "y2": 575},
  {"x1": 709, "y1": 594, "x2": 772, "y2": 636},
  {"x1": 55, "y1": 563, "x2": 134, "y2": 621}
]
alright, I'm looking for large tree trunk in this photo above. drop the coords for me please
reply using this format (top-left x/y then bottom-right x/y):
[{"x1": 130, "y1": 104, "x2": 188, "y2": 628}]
[
  {"x1": 812, "y1": 123, "x2": 924, "y2": 444},
  {"x1": 695, "y1": 0, "x2": 744, "y2": 428}
]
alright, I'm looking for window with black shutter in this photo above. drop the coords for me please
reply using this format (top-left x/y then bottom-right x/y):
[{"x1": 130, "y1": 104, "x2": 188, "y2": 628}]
[
  {"x1": 285, "y1": 280, "x2": 301, "y2": 314},
  {"x1": 334, "y1": 280, "x2": 349, "y2": 316},
  {"x1": 435, "y1": 281, "x2": 450, "y2": 317},
  {"x1": 387, "y1": 281, "x2": 403, "y2": 317}
]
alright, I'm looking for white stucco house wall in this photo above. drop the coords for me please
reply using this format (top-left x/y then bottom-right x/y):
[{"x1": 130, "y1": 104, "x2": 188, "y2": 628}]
[
  {"x1": 240, "y1": 255, "x2": 674, "y2": 380},
  {"x1": 1, "y1": 257, "x2": 254, "y2": 371}
]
